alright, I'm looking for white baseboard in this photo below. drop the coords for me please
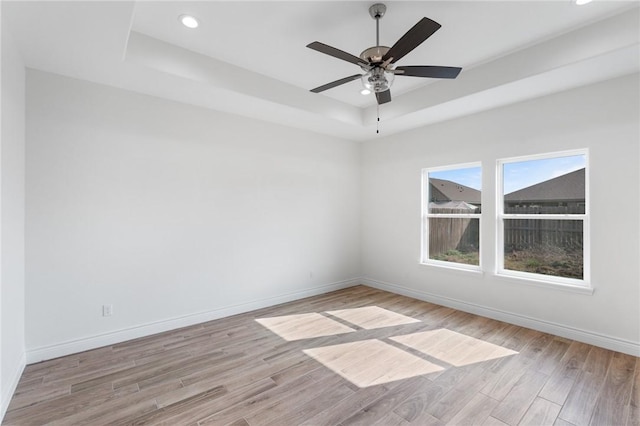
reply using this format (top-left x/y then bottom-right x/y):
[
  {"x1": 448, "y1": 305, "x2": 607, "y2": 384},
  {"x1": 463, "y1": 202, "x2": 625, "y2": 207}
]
[
  {"x1": 1, "y1": 352, "x2": 26, "y2": 421},
  {"x1": 26, "y1": 278, "x2": 360, "y2": 364},
  {"x1": 361, "y1": 277, "x2": 640, "y2": 357}
]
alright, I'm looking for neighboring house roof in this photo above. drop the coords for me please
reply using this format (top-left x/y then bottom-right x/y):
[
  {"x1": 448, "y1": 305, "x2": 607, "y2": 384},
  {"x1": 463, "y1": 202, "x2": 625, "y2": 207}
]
[
  {"x1": 429, "y1": 178, "x2": 481, "y2": 204},
  {"x1": 505, "y1": 168, "x2": 585, "y2": 203}
]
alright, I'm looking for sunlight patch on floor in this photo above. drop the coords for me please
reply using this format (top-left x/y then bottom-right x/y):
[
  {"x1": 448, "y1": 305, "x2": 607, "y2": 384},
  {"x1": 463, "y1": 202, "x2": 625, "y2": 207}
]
[
  {"x1": 255, "y1": 313, "x2": 356, "y2": 341},
  {"x1": 326, "y1": 306, "x2": 421, "y2": 330},
  {"x1": 390, "y1": 329, "x2": 518, "y2": 367},
  {"x1": 303, "y1": 339, "x2": 443, "y2": 388}
]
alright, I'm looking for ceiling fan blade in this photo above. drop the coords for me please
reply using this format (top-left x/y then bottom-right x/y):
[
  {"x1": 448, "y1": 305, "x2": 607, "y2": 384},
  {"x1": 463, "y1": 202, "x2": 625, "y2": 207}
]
[
  {"x1": 395, "y1": 65, "x2": 462, "y2": 79},
  {"x1": 376, "y1": 89, "x2": 391, "y2": 105},
  {"x1": 310, "y1": 74, "x2": 362, "y2": 93},
  {"x1": 382, "y1": 17, "x2": 441, "y2": 64},
  {"x1": 307, "y1": 42, "x2": 366, "y2": 66}
]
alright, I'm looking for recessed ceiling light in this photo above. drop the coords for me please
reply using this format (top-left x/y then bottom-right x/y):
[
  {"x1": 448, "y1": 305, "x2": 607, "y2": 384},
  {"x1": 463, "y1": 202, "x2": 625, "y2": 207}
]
[
  {"x1": 575, "y1": 0, "x2": 592, "y2": 5},
  {"x1": 179, "y1": 14, "x2": 199, "y2": 29},
  {"x1": 361, "y1": 89, "x2": 371, "y2": 95}
]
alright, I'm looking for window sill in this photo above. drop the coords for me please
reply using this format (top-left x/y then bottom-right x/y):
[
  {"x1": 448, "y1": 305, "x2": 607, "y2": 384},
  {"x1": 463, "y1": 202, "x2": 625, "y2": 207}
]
[
  {"x1": 494, "y1": 271, "x2": 594, "y2": 295},
  {"x1": 420, "y1": 260, "x2": 484, "y2": 276}
]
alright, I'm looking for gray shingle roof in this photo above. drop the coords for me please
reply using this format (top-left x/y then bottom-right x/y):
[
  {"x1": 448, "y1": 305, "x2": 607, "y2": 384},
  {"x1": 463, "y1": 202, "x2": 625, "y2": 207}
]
[
  {"x1": 429, "y1": 178, "x2": 481, "y2": 204},
  {"x1": 504, "y1": 168, "x2": 585, "y2": 203}
]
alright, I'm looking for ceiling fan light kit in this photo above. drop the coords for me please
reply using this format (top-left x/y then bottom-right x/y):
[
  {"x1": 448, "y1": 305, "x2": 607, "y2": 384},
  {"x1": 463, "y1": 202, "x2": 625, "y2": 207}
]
[
  {"x1": 361, "y1": 67, "x2": 395, "y2": 94},
  {"x1": 307, "y1": 3, "x2": 462, "y2": 106}
]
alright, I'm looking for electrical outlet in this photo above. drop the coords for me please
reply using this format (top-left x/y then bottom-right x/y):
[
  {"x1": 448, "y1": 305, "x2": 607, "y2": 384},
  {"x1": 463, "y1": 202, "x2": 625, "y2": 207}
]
[{"x1": 102, "y1": 304, "x2": 113, "y2": 317}]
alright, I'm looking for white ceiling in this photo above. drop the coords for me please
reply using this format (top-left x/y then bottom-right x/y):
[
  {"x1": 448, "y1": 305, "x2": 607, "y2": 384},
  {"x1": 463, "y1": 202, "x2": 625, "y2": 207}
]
[{"x1": 4, "y1": 1, "x2": 639, "y2": 141}]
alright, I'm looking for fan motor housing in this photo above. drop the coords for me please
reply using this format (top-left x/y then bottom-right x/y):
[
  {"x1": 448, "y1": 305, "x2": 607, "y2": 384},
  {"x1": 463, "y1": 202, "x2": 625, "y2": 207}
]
[{"x1": 360, "y1": 46, "x2": 390, "y2": 64}]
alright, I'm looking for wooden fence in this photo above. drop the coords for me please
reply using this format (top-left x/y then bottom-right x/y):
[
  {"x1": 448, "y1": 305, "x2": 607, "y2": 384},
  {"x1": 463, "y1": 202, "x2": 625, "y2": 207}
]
[
  {"x1": 428, "y1": 207, "x2": 479, "y2": 255},
  {"x1": 428, "y1": 204, "x2": 584, "y2": 256},
  {"x1": 428, "y1": 217, "x2": 479, "y2": 255},
  {"x1": 503, "y1": 219, "x2": 583, "y2": 252},
  {"x1": 503, "y1": 204, "x2": 584, "y2": 252}
]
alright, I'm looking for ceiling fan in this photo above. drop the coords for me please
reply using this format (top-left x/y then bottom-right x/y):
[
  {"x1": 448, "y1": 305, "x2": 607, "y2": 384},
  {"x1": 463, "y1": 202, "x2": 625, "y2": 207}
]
[{"x1": 307, "y1": 3, "x2": 462, "y2": 105}]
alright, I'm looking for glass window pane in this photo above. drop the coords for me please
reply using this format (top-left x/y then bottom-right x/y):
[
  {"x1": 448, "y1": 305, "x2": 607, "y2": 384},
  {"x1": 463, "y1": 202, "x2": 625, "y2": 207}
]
[
  {"x1": 503, "y1": 219, "x2": 583, "y2": 279},
  {"x1": 429, "y1": 218, "x2": 479, "y2": 266},
  {"x1": 503, "y1": 154, "x2": 585, "y2": 214},
  {"x1": 428, "y1": 166, "x2": 481, "y2": 214}
]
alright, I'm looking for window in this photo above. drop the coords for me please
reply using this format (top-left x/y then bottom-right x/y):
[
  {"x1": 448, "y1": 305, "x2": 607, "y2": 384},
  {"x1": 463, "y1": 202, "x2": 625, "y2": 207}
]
[
  {"x1": 421, "y1": 163, "x2": 482, "y2": 270},
  {"x1": 497, "y1": 150, "x2": 589, "y2": 287}
]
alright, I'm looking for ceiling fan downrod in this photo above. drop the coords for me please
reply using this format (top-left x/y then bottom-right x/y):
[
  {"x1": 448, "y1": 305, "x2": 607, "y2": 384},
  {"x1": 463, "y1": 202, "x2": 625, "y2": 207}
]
[{"x1": 369, "y1": 3, "x2": 386, "y2": 46}]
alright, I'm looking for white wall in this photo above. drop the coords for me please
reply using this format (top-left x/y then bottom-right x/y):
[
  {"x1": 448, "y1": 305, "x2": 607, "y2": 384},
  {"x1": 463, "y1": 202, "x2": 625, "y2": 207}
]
[
  {"x1": 361, "y1": 74, "x2": 640, "y2": 355},
  {"x1": 25, "y1": 70, "x2": 361, "y2": 361},
  {"x1": 1, "y1": 8, "x2": 26, "y2": 419}
]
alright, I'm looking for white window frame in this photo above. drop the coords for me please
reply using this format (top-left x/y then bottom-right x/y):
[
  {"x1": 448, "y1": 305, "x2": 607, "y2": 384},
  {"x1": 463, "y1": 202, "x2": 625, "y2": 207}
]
[
  {"x1": 496, "y1": 149, "x2": 591, "y2": 291},
  {"x1": 421, "y1": 162, "x2": 482, "y2": 272}
]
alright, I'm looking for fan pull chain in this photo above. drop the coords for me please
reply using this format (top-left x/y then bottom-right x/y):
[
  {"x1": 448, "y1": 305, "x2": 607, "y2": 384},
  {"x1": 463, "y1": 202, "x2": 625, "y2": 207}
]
[{"x1": 376, "y1": 103, "x2": 380, "y2": 134}]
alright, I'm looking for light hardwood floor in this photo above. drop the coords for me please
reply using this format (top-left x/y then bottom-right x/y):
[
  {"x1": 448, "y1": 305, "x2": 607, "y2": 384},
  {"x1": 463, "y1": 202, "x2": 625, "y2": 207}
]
[{"x1": 4, "y1": 286, "x2": 638, "y2": 425}]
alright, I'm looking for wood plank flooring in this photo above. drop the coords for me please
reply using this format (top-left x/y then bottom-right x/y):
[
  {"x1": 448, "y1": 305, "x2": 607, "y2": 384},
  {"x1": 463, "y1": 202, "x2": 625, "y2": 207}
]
[{"x1": 4, "y1": 285, "x2": 638, "y2": 425}]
